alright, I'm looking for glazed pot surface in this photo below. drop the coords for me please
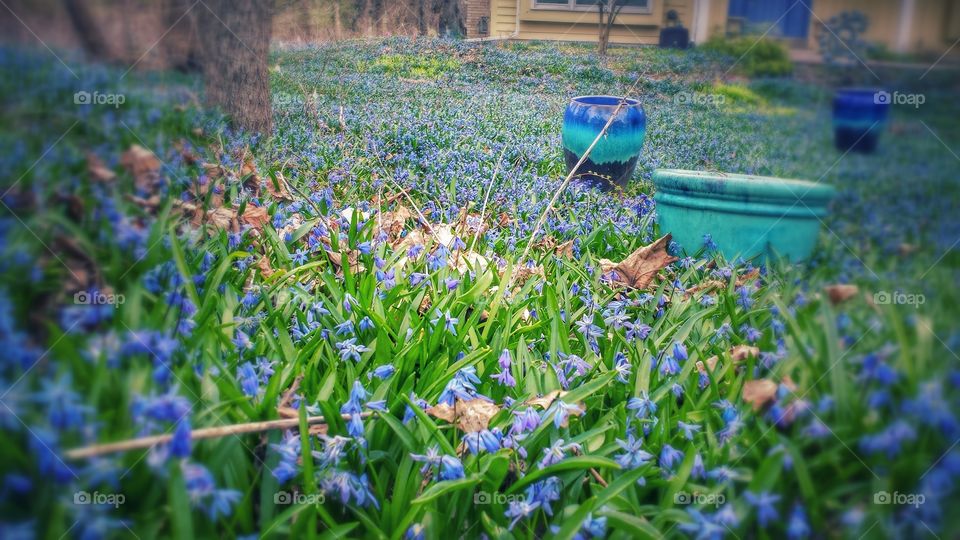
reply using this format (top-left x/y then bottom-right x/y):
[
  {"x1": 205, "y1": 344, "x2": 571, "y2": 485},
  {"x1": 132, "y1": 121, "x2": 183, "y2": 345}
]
[
  {"x1": 833, "y1": 88, "x2": 890, "y2": 153},
  {"x1": 561, "y1": 96, "x2": 646, "y2": 190},
  {"x1": 652, "y1": 169, "x2": 836, "y2": 262}
]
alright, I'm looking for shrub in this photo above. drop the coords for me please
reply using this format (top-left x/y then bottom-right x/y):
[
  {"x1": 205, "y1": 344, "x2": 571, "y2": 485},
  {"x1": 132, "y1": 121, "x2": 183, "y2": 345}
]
[{"x1": 701, "y1": 36, "x2": 793, "y2": 78}]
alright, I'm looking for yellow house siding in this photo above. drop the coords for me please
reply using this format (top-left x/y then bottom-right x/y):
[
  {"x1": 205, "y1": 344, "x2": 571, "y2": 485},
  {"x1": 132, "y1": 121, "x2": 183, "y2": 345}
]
[
  {"x1": 807, "y1": 0, "x2": 952, "y2": 54},
  {"x1": 488, "y1": 0, "x2": 696, "y2": 44}
]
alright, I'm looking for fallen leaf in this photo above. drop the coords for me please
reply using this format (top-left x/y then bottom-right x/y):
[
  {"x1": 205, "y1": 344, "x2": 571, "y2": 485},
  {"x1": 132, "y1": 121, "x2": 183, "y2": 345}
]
[
  {"x1": 256, "y1": 255, "x2": 274, "y2": 277},
  {"x1": 555, "y1": 240, "x2": 574, "y2": 258},
  {"x1": 729, "y1": 345, "x2": 760, "y2": 362},
  {"x1": 825, "y1": 284, "x2": 859, "y2": 305},
  {"x1": 450, "y1": 251, "x2": 489, "y2": 273},
  {"x1": 526, "y1": 390, "x2": 564, "y2": 409},
  {"x1": 87, "y1": 154, "x2": 115, "y2": 183},
  {"x1": 265, "y1": 172, "x2": 294, "y2": 201},
  {"x1": 120, "y1": 144, "x2": 161, "y2": 191},
  {"x1": 898, "y1": 243, "x2": 918, "y2": 257},
  {"x1": 426, "y1": 399, "x2": 500, "y2": 433},
  {"x1": 240, "y1": 205, "x2": 270, "y2": 230},
  {"x1": 742, "y1": 379, "x2": 778, "y2": 411},
  {"x1": 600, "y1": 234, "x2": 678, "y2": 289},
  {"x1": 454, "y1": 399, "x2": 500, "y2": 433},
  {"x1": 425, "y1": 402, "x2": 455, "y2": 423}
]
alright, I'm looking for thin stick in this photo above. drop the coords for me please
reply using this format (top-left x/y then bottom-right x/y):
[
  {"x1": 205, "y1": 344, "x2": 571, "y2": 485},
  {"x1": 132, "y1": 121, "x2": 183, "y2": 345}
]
[
  {"x1": 469, "y1": 141, "x2": 510, "y2": 253},
  {"x1": 64, "y1": 412, "x2": 373, "y2": 460},
  {"x1": 514, "y1": 76, "x2": 646, "y2": 282}
]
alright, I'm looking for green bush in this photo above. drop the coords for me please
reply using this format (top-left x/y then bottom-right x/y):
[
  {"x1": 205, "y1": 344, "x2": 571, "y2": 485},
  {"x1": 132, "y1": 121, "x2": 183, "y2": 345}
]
[{"x1": 701, "y1": 36, "x2": 793, "y2": 78}]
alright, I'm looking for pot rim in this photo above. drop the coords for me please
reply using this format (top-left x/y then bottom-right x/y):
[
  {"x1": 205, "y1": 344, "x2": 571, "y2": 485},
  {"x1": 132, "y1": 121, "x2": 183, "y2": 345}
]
[
  {"x1": 835, "y1": 87, "x2": 886, "y2": 96},
  {"x1": 570, "y1": 95, "x2": 642, "y2": 108},
  {"x1": 652, "y1": 169, "x2": 836, "y2": 205}
]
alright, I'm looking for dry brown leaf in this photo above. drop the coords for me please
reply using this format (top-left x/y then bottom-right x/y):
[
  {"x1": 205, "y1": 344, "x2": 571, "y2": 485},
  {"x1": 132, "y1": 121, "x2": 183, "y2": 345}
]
[
  {"x1": 526, "y1": 390, "x2": 564, "y2": 409},
  {"x1": 425, "y1": 402, "x2": 455, "y2": 423},
  {"x1": 326, "y1": 250, "x2": 364, "y2": 274},
  {"x1": 203, "y1": 162, "x2": 225, "y2": 179},
  {"x1": 600, "y1": 234, "x2": 678, "y2": 289},
  {"x1": 730, "y1": 345, "x2": 760, "y2": 362},
  {"x1": 825, "y1": 284, "x2": 859, "y2": 305},
  {"x1": 898, "y1": 243, "x2": 918, "y2": 257},
  {"x1": 454, "y1": 399, "x2": 500, "y2": 433},
  {"x1": 266, "y1": 172, "x2": 294, "y2": 201},
  {"x1": 87, "y1": 154, "x2": 115, "y2": 183},
  {"x1": 555, "y1": 240, "x2": 575, "y2": 259},
  {"x1": 426, "y1": 399, "x2": 501, "y2": 433},
  {"x1": 451, "y1": 251, "x2": 489, "y2": 274},
  {"x1": 120, "y1": 144, "x2": 162, "y2": 191},
  {"x1": 742, "y1": 379, "x2": 778, "y2": 411},
  {"x1": 200, "y1": 207, "x2": 237, "y2": 231},
  {"x1": 379, "y1": 204, "x2": 414, "y2": 239},
  {"x1": 240, "y1": 205, "x2": 270, "y2": 230},
  {"x1": 256, "y1": 255, "x2": 274, "y2": 278},
  {"x1": 418, "y1": 294, "x2": 432, "y2": 315}
]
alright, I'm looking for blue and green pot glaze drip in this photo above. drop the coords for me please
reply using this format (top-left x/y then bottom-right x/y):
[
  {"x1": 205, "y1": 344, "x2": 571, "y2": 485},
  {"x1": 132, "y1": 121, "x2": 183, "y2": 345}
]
[
  {"x1": 562, "y1": 96, "x2": 646, "y2": 190},
  {"x1": 833, "y1": 88, "x2": 890, "y2": 153}
]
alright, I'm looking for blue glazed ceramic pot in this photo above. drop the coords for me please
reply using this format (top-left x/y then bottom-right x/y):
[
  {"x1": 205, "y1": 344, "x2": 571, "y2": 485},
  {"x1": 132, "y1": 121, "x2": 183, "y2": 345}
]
[
  {"x1": 833, "y1": 88, "x2": 890, "y2": 153},
  {"x1": 652, "y1": 169, "x2": 836, "y2": 262},
  {"x1": 562, "y1": 96, "x2": 646, "y2": 190}
]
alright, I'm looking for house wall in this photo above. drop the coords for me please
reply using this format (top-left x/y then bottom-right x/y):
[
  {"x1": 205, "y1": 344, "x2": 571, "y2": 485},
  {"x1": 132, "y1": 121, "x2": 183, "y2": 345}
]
[
  {"x1": 488, "y1": 0, "x2": 699, "y2": 44},
  {"x1": 465, "y1": 0, "x2": 491, "y2": 38},
  {"x1": 806, "y1": 0, "x2": 955, "y2": 54}
]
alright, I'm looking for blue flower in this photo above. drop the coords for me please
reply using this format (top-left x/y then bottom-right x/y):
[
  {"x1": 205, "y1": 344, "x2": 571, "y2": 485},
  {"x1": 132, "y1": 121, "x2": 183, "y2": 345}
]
[
  {"x1": 540, "y1": 438, "x2": 580, "y2": 468},
  {"x1": 369, "y1": 364, "x2": 395, "y2": 380},
  {"x1": 787, "y1": 503, "x2": 810, "y2": 539},
  {"x1": 677, "y1": 420, "x2": 702, "y2": 440},
  {"x1": 744, "y1": 490, "x2": 781, "y2": 527},
  {"x1": 549, "y1": 400, "x2": 584, "y2": 429},
  {"x1": 659, "y1": 444, "x2": 684, "y2": 471},
  {"x1": 336, "y1": 338, "x2": 369, "y2": 362},
  {"x1": 614, "y1": 433, "x2": 653, "y2": 469},
  {"x1": 627, "y1": 392, "x2": 658, "y2": 419},
  {"x1": 430, "y1": 309, "x2": 458, "y2": 336},
  {"x1": 410, "y1": 446, "x2": 464, "y2": 481}
]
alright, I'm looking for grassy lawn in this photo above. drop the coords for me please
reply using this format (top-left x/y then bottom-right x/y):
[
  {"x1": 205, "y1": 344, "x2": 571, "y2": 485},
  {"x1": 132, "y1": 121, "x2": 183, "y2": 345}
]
[{"x1": 1, "y1": 37, "x2": 959, "y2": 539}]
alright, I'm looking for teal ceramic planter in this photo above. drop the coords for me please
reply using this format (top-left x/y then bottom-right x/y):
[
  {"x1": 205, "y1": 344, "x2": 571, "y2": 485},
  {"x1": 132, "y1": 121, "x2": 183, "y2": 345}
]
[
  {"x1": 652, "y1": 169, "x2": 837, "y2": 261},
  {"x1": 562, "y1": 96, "x2": 646, "y2": 190}
]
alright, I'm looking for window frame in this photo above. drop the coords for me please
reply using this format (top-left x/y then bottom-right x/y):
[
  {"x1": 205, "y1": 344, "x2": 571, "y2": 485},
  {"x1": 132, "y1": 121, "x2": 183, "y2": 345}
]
[{"x1": 531, "y1": 0, "x2": 653, "y2": 15}]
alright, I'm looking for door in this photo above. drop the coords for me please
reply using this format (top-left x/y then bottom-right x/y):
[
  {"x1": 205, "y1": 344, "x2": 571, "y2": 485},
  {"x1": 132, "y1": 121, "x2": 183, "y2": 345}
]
[{"x1": 728, "y1": 0, "x2": 812, "y2": 39}]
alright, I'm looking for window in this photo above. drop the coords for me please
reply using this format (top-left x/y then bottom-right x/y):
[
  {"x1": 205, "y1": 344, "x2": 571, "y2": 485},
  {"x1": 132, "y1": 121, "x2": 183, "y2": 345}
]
[{"x1": 532, "y1": 0, "x2": 652, "y2": 13}]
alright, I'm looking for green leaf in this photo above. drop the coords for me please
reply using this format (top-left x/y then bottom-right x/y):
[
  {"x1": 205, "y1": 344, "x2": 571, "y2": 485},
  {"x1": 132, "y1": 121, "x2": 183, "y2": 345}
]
[{"x1": 412, "y1": 476, "x2": 481, "y2": 505}]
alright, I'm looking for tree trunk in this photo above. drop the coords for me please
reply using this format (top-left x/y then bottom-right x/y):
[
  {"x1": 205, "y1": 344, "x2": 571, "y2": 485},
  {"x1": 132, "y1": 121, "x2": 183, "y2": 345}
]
[
  {"x1": 62, "y1": 0, "x2": 111, "y2": 60},
  {"x1": 164, "y1": 0, "x2": 202, "y2": 72},
  {"x1": 198, "y1": 0, "x2": 273, "y2": 135}
]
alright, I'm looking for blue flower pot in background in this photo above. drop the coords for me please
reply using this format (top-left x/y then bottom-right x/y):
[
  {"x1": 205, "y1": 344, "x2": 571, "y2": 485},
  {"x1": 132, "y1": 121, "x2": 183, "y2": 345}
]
[
  {"x1": 833, "y1": 88, "x2": 890, "y2": 153},
  {"x1": 562, "y1": 96, "x2": 646, "y2": 190},
  {"x1": 652, "y1": 169, "x2": 836, "y2": 262}
]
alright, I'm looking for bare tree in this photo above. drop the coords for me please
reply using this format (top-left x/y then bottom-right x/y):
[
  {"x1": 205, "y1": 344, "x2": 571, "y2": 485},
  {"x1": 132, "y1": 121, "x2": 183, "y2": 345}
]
[
  {"x1": 597, "y1": 0, "x2": 624, "y2": 56},
  {"x1": 62, "y1": 0, "x2": 112, "y2": 60},
  {"x1": 163, "y1": 0, "x2": 202, "y2": 72},
  {"x1": 197, "y1": 0, "x2": 274, "y2": 134}
]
